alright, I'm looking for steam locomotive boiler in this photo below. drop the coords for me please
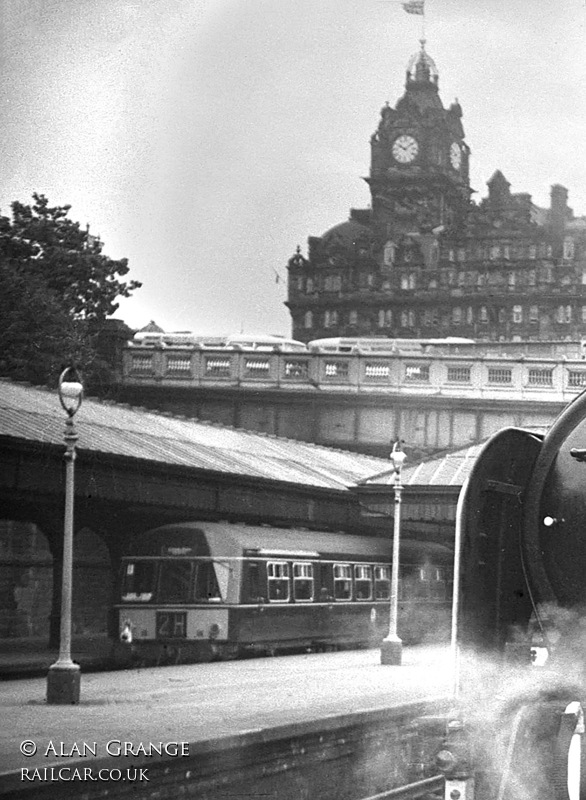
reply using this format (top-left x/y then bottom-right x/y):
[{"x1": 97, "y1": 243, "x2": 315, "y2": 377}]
[
  {"x1": 447, "y1": 391, "x2": 586, "y2": 800},
  {"x1": 458, "y1": 389, "x2": 586, "y2": 664}
]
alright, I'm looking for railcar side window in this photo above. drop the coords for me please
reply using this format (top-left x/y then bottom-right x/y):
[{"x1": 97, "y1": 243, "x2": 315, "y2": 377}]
[
  {"x1": 121, "y1": 561, "x2": 155, "y2": 602},
  {"x1": 193, "y1": 562, "x2": 222, "y2": 602},
  {"x1": 354, "y1": 565, "x2": 373, "y2": 600},
  {"x1": 158, "y1": 561, "x2": 192, "y2": 603},
  {"x1": 267, "y1": 561, "x2": 290, "y2": 602},
  {"x1": 333, "y1": 563, "x2": 352, "y2": 600},
  {"x1": 374, "y1": 566, "x2": 391, "y2": 600},
  {"x1": 293, "y1": 562, "x2": 314, "y2": 601},
  {"x1": 418, "y1": 566, "x2": 447, "y2": 600}
]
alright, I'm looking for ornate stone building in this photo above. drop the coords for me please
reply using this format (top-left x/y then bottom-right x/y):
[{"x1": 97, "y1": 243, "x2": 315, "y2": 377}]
[{"x1": 286, "y1": 42, "x2": 586, "y2": 343}]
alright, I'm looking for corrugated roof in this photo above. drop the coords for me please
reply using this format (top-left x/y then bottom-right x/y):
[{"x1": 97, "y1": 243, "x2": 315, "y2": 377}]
[
  {"x1": 0, "y1": 380, "x2": 395, "y2": 492},
  {"x1": 358, "y1": 443, "x2": 488, "y2": 489}
]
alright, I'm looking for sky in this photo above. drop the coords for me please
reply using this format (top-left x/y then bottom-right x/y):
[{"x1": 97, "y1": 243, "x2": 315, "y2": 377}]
[{"x1": 1, "y1": 0, "x2": 586, "y2": 337}]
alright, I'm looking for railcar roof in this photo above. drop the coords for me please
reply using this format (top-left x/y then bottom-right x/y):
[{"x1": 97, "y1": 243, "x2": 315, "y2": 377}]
[{"x1": 135, "y1": 521, "x2": 452, "y2": 563}]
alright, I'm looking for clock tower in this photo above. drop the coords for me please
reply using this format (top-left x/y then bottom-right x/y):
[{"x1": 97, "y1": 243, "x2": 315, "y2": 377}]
[{"x1": 368, "y1": 40, "x2": 471, "y2": 239}]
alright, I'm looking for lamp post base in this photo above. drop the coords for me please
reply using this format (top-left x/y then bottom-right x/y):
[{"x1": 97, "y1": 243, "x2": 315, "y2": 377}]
[
  {"x1": 381, "y1": 637, "x2": 403, "y2": 665},
  {"x1": 47, "y1": 663, "x2": 81, "y2": 705}
]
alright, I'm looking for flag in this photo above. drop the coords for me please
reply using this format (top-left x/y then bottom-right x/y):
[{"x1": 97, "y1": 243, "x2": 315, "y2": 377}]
[{"x1": 402, "y1": 0, "x2": 424, "y2": 14}]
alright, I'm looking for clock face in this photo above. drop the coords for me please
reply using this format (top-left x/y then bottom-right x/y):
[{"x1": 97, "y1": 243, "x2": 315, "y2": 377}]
[
  {"x1": 450, "y1": 142, "x2": 462, "y2": 170},
  {"x1": 392, "y1": 134, "x2": 419, "y2": 164}
]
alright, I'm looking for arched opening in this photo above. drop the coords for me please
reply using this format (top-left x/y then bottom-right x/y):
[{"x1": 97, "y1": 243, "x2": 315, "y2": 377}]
[
  {"x1": 73, "y1": 528, "x2": 112, "y2": 637},
  {"x1": 0, "y1": 520, "x2": 53, "y2": 640}
]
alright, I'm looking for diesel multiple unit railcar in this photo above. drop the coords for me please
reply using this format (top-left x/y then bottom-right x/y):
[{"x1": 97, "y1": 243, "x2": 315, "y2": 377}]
[{"x1": 116, "y1": 521, "x2": 452, "y2": 664}]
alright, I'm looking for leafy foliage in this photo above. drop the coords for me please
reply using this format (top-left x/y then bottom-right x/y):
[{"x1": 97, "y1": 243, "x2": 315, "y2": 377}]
[{"x1": 0, "y1": 194, "x2": 141, "y2": 386}]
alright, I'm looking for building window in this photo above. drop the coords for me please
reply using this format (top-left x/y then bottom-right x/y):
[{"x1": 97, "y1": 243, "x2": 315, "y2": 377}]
[
  {"x1": 466, "y1": 306, "x2": 474, "y2": 324},
  {"x1": 488, "y1": 367, "x2": 512, "y2": 384},
  {"x1": 401, "y1": 273, "x2": 416, "y2": 290},
  {"x1": 378, "y1": 309, "x2": 392, "y2": 328},
  {"x1": 324, "y1": 310, "x2": 338, "y2": 328},
  {"x1": 457, "y1": 248, "x2": 466, "y2": 262},
  {"x1": 503, "y1": 245, "x2": 511, "y2": 260},
  {"x1": 324, "y1": 275, "x2": 342, "y2": 291},
  {"x1": 400, "y1": 310, "x2": 416, "y2": 328},
  {"x1": 563, "y1": 238, "x2": 575, "y2": 261},
  {"x1": 447, "y1": 366, "x2": 471, "y2": 383},
  {"x1": 557, "y1": 305, "x2": 572, "y2": 324},
  {"x1": 384, "y1": 240, "x2": 396, "y2": 266},
  {"x1": 508, "y1": 272, "x2": 516, "y2": 288},
  {"x1": 448, "y1": 249, "x2": 455, "y2": 262},
  {"x1": 452, "y1": 307, "x2": 462, "y2": 325},
  {"x1": 528, "y1": 244, "x2": 537, "y2": 260},
  {"x1": 528, "y1": 270, "x2": 536, "y2": 286},
  {"x1": 490, "y1": 245, "x2": 501, "y2": 260},
  {"x1": 528, "y1": 368, "x2": 553, "y2": 387},
  {"x1": 304, "y1": 311, "x2": 313, "y2": 329},
  {"x1": 306, "y1": 278, "x2": 314, "y2": 293},
  {"x1": 529, "y1": 305, "x2": 539, "y2": 322},
  {"x1": 513, "y1": 305, "x2": 523, "y2": 324}
]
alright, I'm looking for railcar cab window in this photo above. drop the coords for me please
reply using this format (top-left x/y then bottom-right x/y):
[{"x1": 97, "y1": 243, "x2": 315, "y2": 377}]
[
  {"x1": 354, "y1": 565, "x2": 373, "y2": 600},
  {"x1": 293, "y1": 562, "x2": 314, "y2": 601},
  {"x1": 192, "y1": 562, "x2": 222, "y2": 602},
  {"x1": 159, "y1": 561, "x2": 192, "y2": 603},
  {"x1": 121, "y1": 561, "x2": 155, "y2": 602},
  {"x1": 374, "y1": 566, "x2": 391, "y2": 599},
  {"x1": 267, "y1": 561, "x2": 290, "y2": 602},
  {"x1": 333, "y1": 563, "x2": 352, "y2": 600}
]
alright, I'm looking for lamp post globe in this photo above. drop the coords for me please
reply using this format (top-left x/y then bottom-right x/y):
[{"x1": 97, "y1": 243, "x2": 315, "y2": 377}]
[
  {"x1": 381, "y1": 441, "x2": 406, "y2": 665},
  {"x1": 47, "y1": 367, "x2": 83, "y2": 704}
]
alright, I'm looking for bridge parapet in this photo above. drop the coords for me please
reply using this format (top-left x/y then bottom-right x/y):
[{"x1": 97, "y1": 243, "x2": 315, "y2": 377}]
[{"x1": 122, "y1": 346, "x2": 586, "y2": 403}]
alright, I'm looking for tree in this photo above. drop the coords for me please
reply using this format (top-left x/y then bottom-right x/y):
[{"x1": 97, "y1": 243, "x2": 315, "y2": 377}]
[{"x1": 0, "y1": 194, "x2": 141, "y2": 386}]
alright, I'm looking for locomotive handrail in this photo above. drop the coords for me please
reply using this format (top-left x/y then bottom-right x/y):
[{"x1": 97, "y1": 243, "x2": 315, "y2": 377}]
[{"x1": 358, "y1": 774, "x2": 443, "y2": 800}]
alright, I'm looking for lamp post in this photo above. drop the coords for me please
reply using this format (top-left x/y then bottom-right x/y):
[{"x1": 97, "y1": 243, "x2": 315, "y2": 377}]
[
  {"x1": 47, "y1": 367, "x2": 83, "y2": 704},
  {"x1": 381, "y1": 440, "x2": 406, "y2": 665}
]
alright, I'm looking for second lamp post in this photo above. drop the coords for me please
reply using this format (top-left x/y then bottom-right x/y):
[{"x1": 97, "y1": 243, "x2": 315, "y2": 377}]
[{"x1": 381, "y1": 441, "x2": 406, "y2": 665}]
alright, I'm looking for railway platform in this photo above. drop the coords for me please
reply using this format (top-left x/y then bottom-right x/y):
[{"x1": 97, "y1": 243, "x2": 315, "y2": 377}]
[{"x1": 0, "y1": 645, "x2": 454, "y2": 798}]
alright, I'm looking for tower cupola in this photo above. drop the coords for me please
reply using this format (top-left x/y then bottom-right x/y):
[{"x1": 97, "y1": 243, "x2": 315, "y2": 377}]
[{"x1": 406, "y1": 39, "x2": 438, "y2": 87}]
